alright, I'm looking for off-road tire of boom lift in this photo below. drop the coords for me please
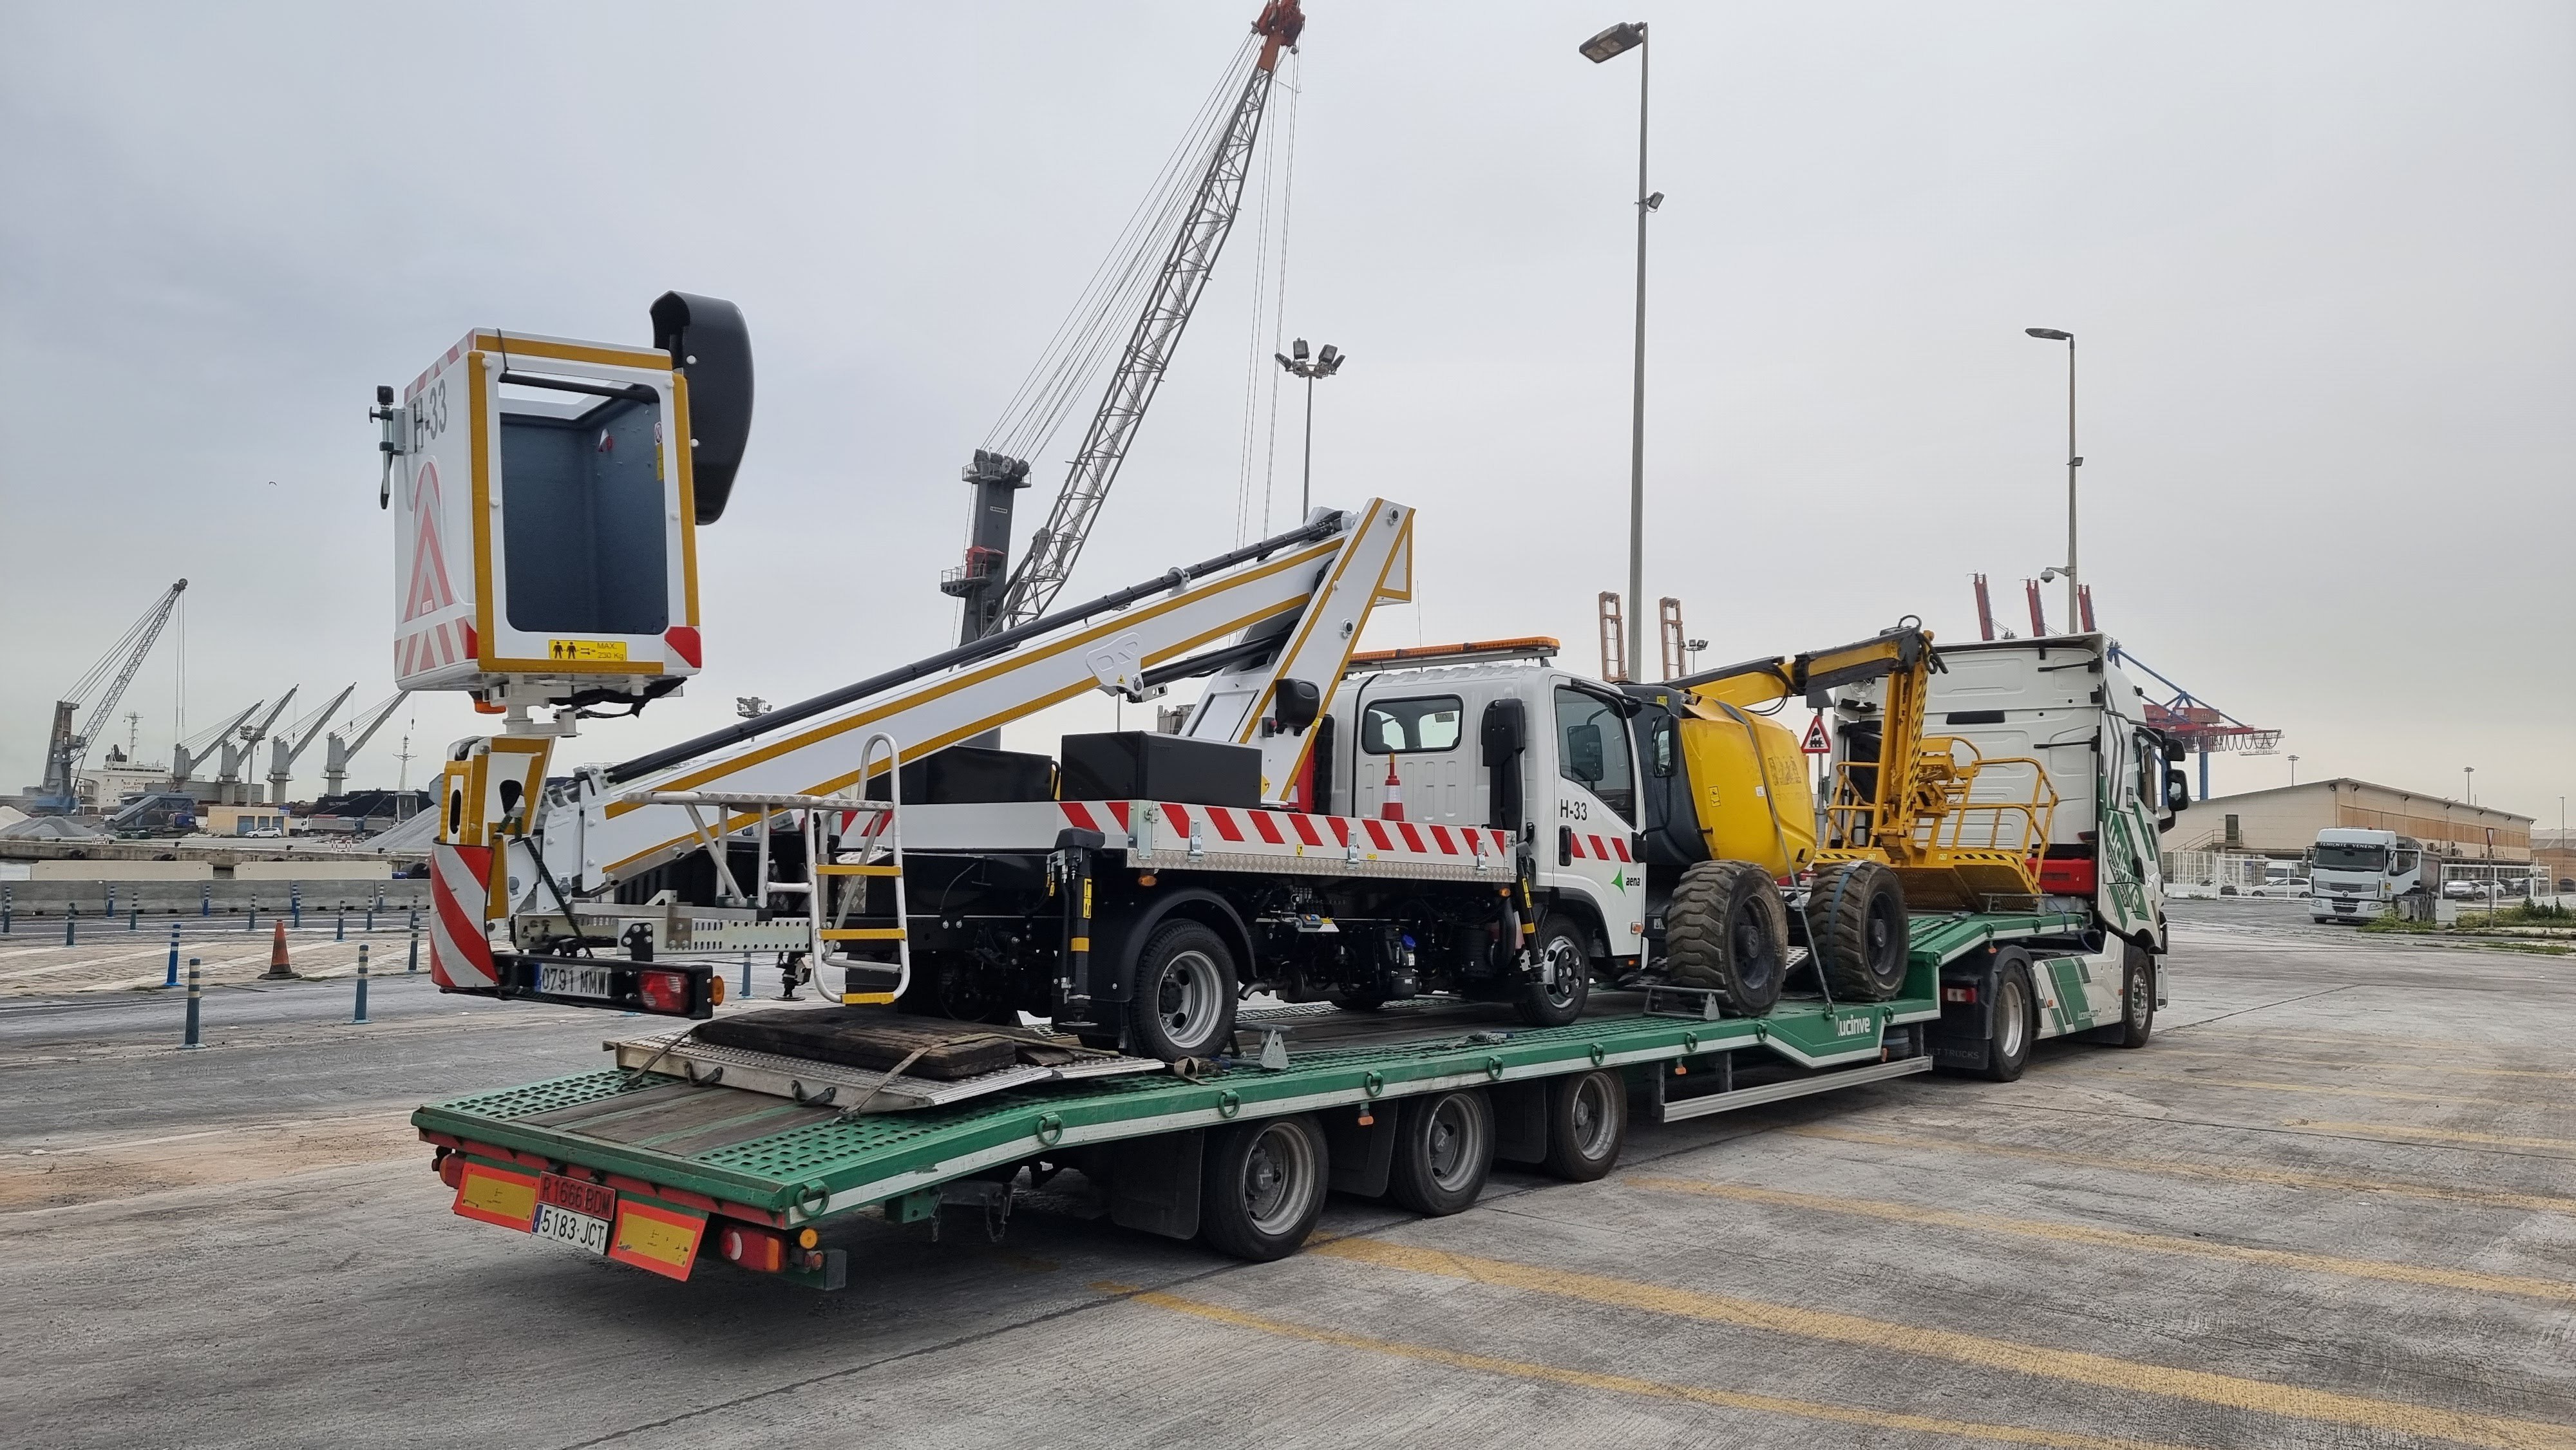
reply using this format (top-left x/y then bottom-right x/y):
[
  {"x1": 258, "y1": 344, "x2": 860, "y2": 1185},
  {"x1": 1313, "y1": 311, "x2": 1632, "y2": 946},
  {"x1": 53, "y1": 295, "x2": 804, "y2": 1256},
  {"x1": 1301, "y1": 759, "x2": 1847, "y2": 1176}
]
[
  {"x1": 1513, "y1": 915, "x2": 1593, "y2": 1028},
  {"x1": 1663, "y1": 860, "x2": 1789, "y2": 1015},
  {"x1": 1537, "y1": 1068, "x2": 1628, "y2": 1182},
  {"x1": 1199, "y1": 1113, "x2": 1331, "y2": 1261},
  {"x1": 1978, "y1": 948, "x2": 2037, "y2": 1082},
  {"x1": 1809, "y1": 860, "x2": 1911, "y2": 1001},
  {"x1": 1385, "y1": 1088, "x2": 1497, "y2": 1216},
  {"x1": 1128, "y1": 920, "x2": 1240, "y2": 1061},
  {"x1": 2087, "y1": 941, "x2": 2155, "y2": 1048}
]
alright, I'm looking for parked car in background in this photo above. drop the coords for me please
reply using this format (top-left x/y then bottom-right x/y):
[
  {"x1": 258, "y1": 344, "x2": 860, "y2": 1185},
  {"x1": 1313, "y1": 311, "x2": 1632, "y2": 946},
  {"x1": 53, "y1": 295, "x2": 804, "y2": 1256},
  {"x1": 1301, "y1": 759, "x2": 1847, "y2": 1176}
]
[{"x1": 2251, "y1": 876, "x2": 2311, "y2": 899}]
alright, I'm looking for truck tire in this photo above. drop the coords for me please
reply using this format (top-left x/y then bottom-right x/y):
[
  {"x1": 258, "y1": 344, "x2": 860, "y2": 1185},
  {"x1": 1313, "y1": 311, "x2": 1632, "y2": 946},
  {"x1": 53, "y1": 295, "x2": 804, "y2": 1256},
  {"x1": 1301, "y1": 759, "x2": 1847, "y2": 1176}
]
[
  {"x1": 1538, "y1": 1068, "x2": 1627, "y2": 1182},
  {"x1": 1663, "y1": 860, "x2": 1787, "y2": 1016},
  {"x1": 1199, "y1": 1114, "x2": 1330, "y2": 1261},
  {"x1": 1126, "y1": 921, "x2": 1239, "y2": 1061},
  {"x1": 1387, "y1": 1088, "x2": 1495, "y2": 1216},
  {"x1": 1513, "y1": 915, "x2": 1591, "y2": 1028},
  {"x1": 2089, "y1": 943, "x2": 2155, "y2": 1048},
  {"x1": 1979, "y1": 949, "x2": 2036, "y2": 1082},
  {"x1": 1809, "y1": 860, "x2": 1909, "y2": 1001}
]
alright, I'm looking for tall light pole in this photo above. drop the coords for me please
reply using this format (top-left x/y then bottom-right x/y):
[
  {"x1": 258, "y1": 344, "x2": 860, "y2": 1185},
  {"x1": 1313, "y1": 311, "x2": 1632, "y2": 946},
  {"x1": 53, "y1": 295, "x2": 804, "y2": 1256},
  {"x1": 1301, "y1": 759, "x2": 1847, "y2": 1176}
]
[
  {"x1": 1274, "y1": 338, "x2": 1345, "y2": 519},
  {"x1": 2464, "y1": 766, "x2": 2474, "y2": 806},
  {"x1": 1583, "y1": 19, "x2": 1656, "y2": 673},
  {"x1": 2025, "y1": 328, "x2": 2080, "y2": 629},
  {"x1": 2288, "y1": 754, "x2": 2300, "y2": 786}
]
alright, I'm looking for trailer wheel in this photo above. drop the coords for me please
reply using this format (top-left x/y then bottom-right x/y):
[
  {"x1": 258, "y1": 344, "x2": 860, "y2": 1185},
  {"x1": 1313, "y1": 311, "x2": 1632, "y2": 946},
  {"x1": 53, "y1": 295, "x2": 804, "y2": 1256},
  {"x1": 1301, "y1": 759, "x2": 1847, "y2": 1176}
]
[
  {"x1": 1513, "y1": 916, "x2": 1591, "y2": 1027},
  {"x1": 2090, "y1": 943, "x2": 2155, "y2": 1048},
  {"x1": 1663, "y1": 861, "x2": 1787, "y2": 1016},
  {"x1": 1387, "y1": 1089, "x2": 1495, "y2": 1216},
  {"x1": 1200, "y1": 1114, "x2": 1330, "y2": 1260},
  {"x1": 1810, "y1": 861, "x2": 1909, "y2": 1001},
  {"x1": 1979, "y1": 949, "x2": 2036, "y2": 1082},
  {"x1": 1127, "y1": 921, "x2": 1239, "y2": 1061},
  {"x1": 1539, "y1": 1069, "x2": 1627, "y2": 1182}
]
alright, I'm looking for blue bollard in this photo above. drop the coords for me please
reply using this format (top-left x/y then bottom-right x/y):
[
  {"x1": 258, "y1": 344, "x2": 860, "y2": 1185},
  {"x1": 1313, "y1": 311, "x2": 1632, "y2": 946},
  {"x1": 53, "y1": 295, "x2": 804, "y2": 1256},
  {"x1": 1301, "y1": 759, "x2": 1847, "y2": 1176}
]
[
  {"x1": 353, "y1": 943, "x2": 371, "y2": 1024},
  {"x1": 247, "y1": 900, "x2": 256, "y2": 932},
  {"x1": 130, "y1": 904, "x2": 140, "y2": 932},
  {"x1": 202, "y1": 883, "x2": 212, "y2": 916},
  {"x1": 183, "y1": 958, "x2": 203, "y2": 1048},
  {"x1": 106, "y1": 884, "x2": 117, "y2": 919},
  {"x1": 336, "y1": 909, "x2": 346, "y2": 943},
  {"x1": 406, "y1": 910, "x2": 420, "y2": 974},
  {"x1": 365, "y1": 905, "x2": 375, "y2": 934},
  {"x1": 742, "y1": 954, "x2": 753, "y2": 998},
  {"x1": 65, "y1": 903, "x2": 77, "y2": 947},
  {"x1": 291, "y1": 885, "x2": 301, "y2": 929},
  {"x1": 164, "y1": 923, "x2": 180, "y2": 988},
  {"x1": 5, "y1": 886, "x2": 13, "y2": 934}
]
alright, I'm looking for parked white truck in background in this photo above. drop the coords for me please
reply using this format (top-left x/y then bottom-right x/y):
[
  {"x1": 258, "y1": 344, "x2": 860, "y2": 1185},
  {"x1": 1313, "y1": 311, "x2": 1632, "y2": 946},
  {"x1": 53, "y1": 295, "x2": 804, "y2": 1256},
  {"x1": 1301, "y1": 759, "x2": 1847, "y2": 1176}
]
[{"x1": 2309, "y1": 827, "x2": 2429, "y2": 922}]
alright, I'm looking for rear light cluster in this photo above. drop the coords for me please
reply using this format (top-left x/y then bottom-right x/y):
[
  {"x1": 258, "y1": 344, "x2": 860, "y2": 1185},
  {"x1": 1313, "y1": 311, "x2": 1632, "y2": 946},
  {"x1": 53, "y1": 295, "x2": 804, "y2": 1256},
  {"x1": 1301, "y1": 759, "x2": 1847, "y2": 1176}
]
[
  {"x1": 1943, "y1": 985, "x2": 1978, "y2": 1004},
  {"x1": 638, "y1": 969, "x2": 692, "y2": 1013},
  {"x1": 716, "y1": 1221, "x2": 822, "y2": 1274}
]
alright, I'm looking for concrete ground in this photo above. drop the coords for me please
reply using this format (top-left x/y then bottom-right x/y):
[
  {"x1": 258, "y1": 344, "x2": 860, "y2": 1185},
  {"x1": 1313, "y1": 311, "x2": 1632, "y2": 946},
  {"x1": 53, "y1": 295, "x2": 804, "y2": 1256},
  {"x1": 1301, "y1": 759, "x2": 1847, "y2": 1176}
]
[{"x1": 3, "y1": 896, "x2": 2570, "y2": 1449}]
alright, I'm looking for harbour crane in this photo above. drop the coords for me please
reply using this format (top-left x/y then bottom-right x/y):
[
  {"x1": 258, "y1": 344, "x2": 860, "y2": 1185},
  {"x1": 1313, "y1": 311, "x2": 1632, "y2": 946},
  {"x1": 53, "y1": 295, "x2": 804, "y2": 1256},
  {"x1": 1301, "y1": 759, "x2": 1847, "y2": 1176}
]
[
  {"x1": 266, "y1": 684, "x2": 355, "y2": 809},
  {"x1": 321, "y1": 692, "x2": 410, "y2": 797},
  {"x1": 28, "y1": 579, "x2": 187, "y2": 813},
  {"x1": 947, "y1": 0, "x2": 1307, "y2": 645},
  {"x1": 171, "y1": 701, "x2": 261, "y2": 795},
  {"x1": 215, "y1": 690, "x2": 297, "y2": 804}
]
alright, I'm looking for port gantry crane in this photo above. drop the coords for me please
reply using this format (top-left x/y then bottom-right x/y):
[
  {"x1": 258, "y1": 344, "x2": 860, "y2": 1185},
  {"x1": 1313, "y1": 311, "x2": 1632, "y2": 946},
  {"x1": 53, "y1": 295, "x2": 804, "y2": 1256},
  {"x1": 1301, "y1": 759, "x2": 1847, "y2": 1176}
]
[
  {"x1": 321, "y1": 692, "x2": 410, "y2": 797},
  {"x1": 946, "y1": 0, "x2": 1307, "y2": 646},
  {"x1": 30, "y1": 578, "x2": 187, "y2": 813},
  {"x1": 266, "y1": 684, "x2": 357, "y2": 809}
]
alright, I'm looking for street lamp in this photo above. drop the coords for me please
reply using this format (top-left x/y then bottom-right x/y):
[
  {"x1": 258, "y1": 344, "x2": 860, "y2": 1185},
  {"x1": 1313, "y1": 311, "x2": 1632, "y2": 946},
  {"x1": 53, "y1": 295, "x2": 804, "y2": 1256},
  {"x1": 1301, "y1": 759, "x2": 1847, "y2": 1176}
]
[
  {"x1": 2288, "y1": 754, "x2": 2300, "y2": 786},
  {"x1": 2025, "y1": 327, "x2": 2080, "y2": 631},
  {"x1": 1274, "y1": 338, "x2": 1346, "y2": 519},
  {"x1": 1582, "y1": 19, "x2": 1654, "y2": 675},
  {"x1": 2463, "y1": 766, "x2": 2474, "y2": 806}
]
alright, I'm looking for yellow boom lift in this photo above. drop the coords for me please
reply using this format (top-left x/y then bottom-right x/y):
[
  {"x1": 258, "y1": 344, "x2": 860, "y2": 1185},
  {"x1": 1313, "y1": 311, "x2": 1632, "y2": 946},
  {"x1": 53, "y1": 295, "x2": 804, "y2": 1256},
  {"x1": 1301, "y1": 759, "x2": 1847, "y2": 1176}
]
[{"x1": 1627, "y1": 622, "x2": 2058, "y2": 1013}]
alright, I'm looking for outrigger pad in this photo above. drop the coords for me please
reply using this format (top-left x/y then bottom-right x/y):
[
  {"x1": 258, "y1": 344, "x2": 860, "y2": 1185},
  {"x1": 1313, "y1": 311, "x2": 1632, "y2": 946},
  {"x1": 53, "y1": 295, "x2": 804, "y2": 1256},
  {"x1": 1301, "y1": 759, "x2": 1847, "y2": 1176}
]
[{"x1": 694, "y1": 1009, "x2": 1091, "y2": 1081}]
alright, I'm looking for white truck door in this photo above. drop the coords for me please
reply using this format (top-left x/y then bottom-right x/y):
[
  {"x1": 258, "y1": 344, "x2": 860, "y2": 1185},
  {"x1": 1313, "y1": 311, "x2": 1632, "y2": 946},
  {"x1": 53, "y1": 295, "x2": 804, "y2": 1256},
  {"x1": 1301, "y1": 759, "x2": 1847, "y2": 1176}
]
[
  {"x1": 1536, "y1": 681, "x2": 1645, "y2": 957},
  {"x1": 1350, "y1": 688, "x2": 1475, "y2": 825}
]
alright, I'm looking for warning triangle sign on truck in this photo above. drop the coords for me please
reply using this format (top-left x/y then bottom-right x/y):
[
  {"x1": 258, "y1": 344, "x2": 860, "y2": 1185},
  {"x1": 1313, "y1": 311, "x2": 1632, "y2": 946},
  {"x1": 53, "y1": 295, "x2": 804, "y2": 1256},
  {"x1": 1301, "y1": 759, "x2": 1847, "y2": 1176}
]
[{"x1": 1800, "y1": 712, "x2": 1831, "y2": 755}]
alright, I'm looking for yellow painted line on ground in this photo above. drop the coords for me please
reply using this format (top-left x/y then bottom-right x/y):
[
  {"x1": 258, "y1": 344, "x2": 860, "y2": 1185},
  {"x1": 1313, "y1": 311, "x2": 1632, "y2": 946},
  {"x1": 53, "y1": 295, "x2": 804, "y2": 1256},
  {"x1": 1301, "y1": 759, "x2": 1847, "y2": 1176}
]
[
  {"x1": 1786, "y1": 1124, "x2": 2576, "y2": 1218},
  {"x1": 1307, "y1": 1239, "x2": 2576, "y2": 1450},
  {"x1": 2148, "y1": 1047, "x2": 2576, "y2": 1082},
  {"x1": 2293, "y1": 1121, "x2": 2576, "y2": 1154},
  {"x1": 1628, "y1": 1176, "x2": 2576, "y2": 1304},
  {"x1": 2112, "y1": 1070, "x2": 2521, "y2": 1109},
  {"x1": 1099, "y1": 1283, "x2": 2192, "y2": 1450}
]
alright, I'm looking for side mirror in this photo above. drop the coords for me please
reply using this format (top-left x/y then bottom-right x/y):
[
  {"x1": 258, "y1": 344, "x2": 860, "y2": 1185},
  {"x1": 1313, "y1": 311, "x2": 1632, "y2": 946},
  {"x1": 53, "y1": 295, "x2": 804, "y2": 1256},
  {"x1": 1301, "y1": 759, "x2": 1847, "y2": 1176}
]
[
  {"x1": 1269, "y1": 678, "x2": 1320, "y2": 735},
  {"x1": 1567, "y1": 724, "x2": 1605, "y2": 784},
  {"x1": 2164, "y1": 769, "x2": 2190, "y2": 813},
  {"x1": 1480, "y1": 697, "x2": 1526, "y2": 763}
]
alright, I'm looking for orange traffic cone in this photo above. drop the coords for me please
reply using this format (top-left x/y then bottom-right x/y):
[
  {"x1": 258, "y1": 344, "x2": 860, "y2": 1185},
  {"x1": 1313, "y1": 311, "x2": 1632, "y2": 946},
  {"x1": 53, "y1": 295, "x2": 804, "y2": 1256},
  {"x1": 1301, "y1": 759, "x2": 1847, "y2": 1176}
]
[
  {"x1": 262, "y1": 918, "x2": 297, "y2": 979},
  {"x1": 1379, "y1": 758, "x2": 1405, "y2": 822}
]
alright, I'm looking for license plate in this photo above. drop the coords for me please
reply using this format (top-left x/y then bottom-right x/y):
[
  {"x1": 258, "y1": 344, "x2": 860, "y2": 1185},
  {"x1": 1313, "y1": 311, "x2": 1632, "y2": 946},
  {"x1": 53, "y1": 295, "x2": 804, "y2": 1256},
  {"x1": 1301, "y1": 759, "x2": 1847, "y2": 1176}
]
[
  {"x1": 533, "y1": 1202, "x2": 611, "y2": 1254},
  {"x1": 540, "y1": 963, "x2": 614, "y2": 999}
]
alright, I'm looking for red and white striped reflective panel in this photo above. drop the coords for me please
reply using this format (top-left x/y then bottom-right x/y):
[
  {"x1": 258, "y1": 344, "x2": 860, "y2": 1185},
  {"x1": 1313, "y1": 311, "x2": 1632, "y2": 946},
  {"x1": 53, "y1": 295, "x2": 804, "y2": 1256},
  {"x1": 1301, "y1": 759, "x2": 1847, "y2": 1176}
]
[
  {"x1": 1562, "y1": 833, "x2": 1633, "y2": 863},
  {"x1": 1063, "y1": 802, "x2": 1511, "y2": 863},
  {"x1": 430, "y1": 843, "x2": 497, "y2": 989}
]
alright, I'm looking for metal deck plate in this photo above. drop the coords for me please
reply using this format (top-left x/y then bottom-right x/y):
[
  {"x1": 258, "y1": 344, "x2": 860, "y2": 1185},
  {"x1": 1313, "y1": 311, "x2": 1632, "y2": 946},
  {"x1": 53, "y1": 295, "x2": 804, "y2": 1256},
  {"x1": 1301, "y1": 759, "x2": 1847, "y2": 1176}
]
[{"x1": 607, "y1": 1026, "x2": 1162, "y2": 1112}]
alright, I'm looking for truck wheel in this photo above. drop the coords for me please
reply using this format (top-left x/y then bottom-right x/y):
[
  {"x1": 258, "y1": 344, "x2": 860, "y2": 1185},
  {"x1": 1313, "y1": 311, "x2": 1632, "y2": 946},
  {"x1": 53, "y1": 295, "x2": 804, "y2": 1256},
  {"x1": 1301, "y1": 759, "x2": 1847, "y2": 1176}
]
[
  {"x1": 1980, "y1": 949, "x2": 2036, "y2": 1082},
  {"x1": 1513, "y1": 916, "x2": 1591, "y2": 1028},
  {"x1": 1663, "y1": 860, "x2": 1787, "y2": 1016},
  {"x1": 1539, "y1": 1069, "x2": 1627, "y2": 1182},
  {"x1": 1810, "y1": 861, "x2": 1909, "y2": 1001},
  {"x1": 1199, "y1": 1115, "x2": 1329, "y2": 1260},
  {"x1": 1387, "y1": 1089, "x2": 1495, "y2": 1216},
  {"x1": 2090, "y1": 943, "x2": 2155, "y2": 1048},
  {"x1": 1126, "y1": 921, "x2": 1239, "y2": 1061}
]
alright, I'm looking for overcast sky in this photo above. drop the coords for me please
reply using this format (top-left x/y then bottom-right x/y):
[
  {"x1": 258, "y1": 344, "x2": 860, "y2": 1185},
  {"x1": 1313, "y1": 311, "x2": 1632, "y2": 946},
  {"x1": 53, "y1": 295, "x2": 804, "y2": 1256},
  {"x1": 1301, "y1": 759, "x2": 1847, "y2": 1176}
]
[{"x1": 3, "y1": 2, "x2": 2570, "y2": 824}]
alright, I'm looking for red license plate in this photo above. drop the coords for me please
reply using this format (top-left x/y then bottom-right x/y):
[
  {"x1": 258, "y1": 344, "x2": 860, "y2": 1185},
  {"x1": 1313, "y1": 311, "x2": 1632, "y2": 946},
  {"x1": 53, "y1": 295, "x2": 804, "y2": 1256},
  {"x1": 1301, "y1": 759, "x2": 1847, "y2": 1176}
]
[{"x1": 537, "y1": 1172, "x2": 618, "y2": 1221}]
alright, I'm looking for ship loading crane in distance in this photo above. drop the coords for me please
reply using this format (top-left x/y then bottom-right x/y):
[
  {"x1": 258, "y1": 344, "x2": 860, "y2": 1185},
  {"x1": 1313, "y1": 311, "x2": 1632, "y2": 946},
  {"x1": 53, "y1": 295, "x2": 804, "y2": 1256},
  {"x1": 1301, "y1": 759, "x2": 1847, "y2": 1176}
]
[
  {"x1": 24, "y1": 578, "x2": 186, "y2": 814},
  {"x1": 943, "y1": 0, "x2": 1306, "y2": 649}
]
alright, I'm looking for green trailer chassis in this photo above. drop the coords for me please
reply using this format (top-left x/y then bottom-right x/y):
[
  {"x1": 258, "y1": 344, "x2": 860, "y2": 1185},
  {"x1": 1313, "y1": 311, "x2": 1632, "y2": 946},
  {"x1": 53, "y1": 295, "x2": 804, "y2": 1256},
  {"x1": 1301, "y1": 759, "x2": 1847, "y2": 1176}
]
[{"x1": 413, "y1": 912, "x2": 2085, "y2": 1277}]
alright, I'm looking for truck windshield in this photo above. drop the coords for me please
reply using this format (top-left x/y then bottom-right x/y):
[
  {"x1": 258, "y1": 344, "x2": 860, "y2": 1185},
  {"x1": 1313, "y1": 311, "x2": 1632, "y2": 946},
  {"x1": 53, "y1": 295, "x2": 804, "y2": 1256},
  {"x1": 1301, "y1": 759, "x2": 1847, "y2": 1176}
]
[{"x1": 2313, "y1": 844, "x2": 2388, "y2": 872}]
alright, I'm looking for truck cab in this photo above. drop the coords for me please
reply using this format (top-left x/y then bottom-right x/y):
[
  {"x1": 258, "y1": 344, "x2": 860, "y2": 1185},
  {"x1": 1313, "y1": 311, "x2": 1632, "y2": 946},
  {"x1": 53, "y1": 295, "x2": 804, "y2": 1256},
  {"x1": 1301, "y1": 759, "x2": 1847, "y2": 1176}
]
[
  {"x1": 1320, "y1": 657, "x2": 1647, "y2": 977},
  {"x1": 2310, "y1": 828, "x2": 2427, "y2": 922}
]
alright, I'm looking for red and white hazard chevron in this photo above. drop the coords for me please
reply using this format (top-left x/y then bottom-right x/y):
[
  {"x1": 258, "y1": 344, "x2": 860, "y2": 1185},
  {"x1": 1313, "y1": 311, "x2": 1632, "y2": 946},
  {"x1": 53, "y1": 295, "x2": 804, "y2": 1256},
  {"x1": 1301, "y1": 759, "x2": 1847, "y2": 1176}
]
[
  {"x1": 430, "y1": 842, "x2": 498, "y2": 990},
  {"x1": 1059, "y1": 800, "x2": 1517, "y2": 881},
  {"x1": 397, "y1": 619, "x2": 478, "y2": 678},
  {"x1": 1562, "y1": 830, "x2": 1633, "y2": 863}
]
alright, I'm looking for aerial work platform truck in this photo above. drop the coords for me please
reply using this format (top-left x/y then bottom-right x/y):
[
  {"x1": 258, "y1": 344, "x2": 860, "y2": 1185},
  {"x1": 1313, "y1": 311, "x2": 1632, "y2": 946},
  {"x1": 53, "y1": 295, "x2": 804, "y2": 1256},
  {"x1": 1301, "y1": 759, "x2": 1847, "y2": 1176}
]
[{"x1": 383, "y1": 299, "x2": 2181, "y2": 1285}]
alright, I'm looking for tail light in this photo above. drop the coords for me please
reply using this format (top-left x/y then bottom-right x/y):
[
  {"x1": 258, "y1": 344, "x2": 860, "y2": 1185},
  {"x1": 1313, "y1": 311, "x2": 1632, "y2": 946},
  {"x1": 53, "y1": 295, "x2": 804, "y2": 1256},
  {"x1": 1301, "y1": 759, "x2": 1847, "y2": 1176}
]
[
  {"x1": 638, "y1": 969, "x2": 690, "y2": 1013},
  {"x1": 1943, "y1": 985, "x2": 1977, "y2": 1004},
  {"x1": 717, "y1": 1221, "x2": 787, "y2": 1272}
]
